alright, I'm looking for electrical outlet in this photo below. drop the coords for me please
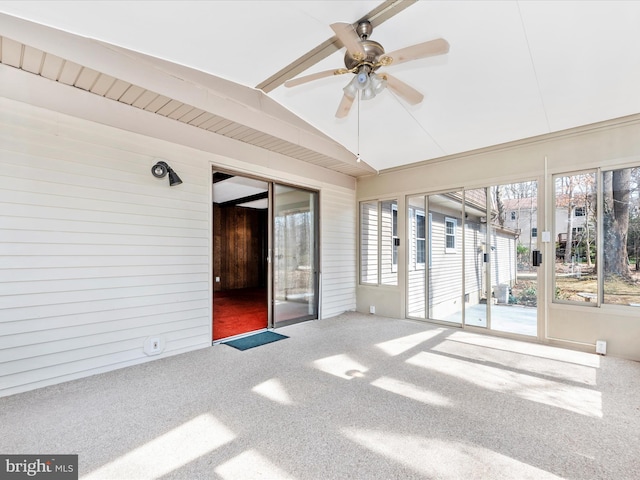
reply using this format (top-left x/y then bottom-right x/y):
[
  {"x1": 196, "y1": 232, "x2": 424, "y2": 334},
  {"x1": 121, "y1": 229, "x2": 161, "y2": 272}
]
[
  {"x1": 215, "y1": 276, "x2": 220, "y2": 282},
  {"x1": 369, "y1": 305, "x2": 375, "y2": 314},
  {"x1": 144, "y1": 337, "x2": 163, "y2": 356}
]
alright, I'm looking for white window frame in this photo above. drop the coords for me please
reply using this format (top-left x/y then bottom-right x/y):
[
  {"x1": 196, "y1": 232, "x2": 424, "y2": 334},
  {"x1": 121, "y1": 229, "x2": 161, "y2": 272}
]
[
  {"x1": 445, "y1": 217, "x2": 457, "y2": 253},
  {"x1": 359, "y1": 199, "x2": 398, "y2": 286}
]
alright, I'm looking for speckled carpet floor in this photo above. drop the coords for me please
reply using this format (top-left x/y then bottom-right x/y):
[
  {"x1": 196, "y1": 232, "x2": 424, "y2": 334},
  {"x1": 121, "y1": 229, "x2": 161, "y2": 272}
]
[{"x1": 1, "y1": 312, "x2": 639, "y2": 479}]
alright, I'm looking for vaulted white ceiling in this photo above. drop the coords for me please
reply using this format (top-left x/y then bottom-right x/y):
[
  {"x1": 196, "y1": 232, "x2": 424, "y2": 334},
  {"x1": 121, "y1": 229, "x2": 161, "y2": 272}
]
[{"x1": 1, "y1": 0, "x2": 639, "y2": 173}]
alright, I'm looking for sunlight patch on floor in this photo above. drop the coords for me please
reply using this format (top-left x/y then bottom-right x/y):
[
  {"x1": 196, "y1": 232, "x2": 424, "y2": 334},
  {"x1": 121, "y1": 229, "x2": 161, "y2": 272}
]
[
  {"x1": 432, "y1": 340, "x2": 598, "y2": 385},
  {"x1": 342, "y1": 428, "x2": 562, "y2": 480},
  {"x1": 215, "y1": 449, "x2": 297, "y2": 480},
  {"x1": 252, "y1": 378, "x2": 294, "y2": 405},
  {"x1": 375, "y1": 329, "x2": 445, "y2": 356},
  {"x1": 447, "y1": 331, "x2": 601, "y2": 368},
  {"x1": 81, "y1": 414, "x2": 235, "y2": 480},
  {"x1": 371, "y1": 376, "x2": 452, "y2": 407},
  {"x1": 407, "y1": 352, "x2": 602, "y2": 418},
  {"x1": 312, "y1": 354, "x2": 368, "y2": 379}
]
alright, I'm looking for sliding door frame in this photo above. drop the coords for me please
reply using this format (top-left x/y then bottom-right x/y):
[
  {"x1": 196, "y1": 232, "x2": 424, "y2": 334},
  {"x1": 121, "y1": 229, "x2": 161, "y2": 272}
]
[
  {"x1": 405, "y1": 176, "x2": 544, "y2": 339},
  {"x1": 272, "y1": 182, "x2": 320, "y2": 328}
]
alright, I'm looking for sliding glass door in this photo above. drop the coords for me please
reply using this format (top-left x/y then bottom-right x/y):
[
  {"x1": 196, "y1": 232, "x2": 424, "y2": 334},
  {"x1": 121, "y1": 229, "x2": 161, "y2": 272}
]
[
  {"x1": 492, "y1": 181, "x2": 538, "y2": 336},
  {"x1": 273, "y1": 184, "x2": 319, "y2": 327},
  {"x1": 406, "y1": 191, "x2": 463, "y2": 325},
  {"x1": 463, "y1": 188, "x2": 488, "y2": 328},
  {"x1": 407, "y1": 181, "x2": 538, "y2": 336}
]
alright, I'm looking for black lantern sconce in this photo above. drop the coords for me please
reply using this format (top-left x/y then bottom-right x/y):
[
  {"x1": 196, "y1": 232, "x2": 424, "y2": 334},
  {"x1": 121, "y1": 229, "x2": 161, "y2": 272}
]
[{"x1": 151, "y1": 160, "x2": 182, "y2": 186}]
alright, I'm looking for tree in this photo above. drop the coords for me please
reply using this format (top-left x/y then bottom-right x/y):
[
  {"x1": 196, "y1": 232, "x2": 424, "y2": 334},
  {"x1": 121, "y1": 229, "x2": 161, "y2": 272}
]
[
  {"x1": 629, "y1": 207, "x2": 640, "y2": 271},
  {"x1": 561, "y1": 176, "x2": 576, "y2": 264},
  {"x1": 556, "y1": 174, "x2": 596, "y2": 265},
  {"x1": 603, "y1": 168, "x2": 631, "y2": 280},
  {"x1": 576, "y1": 179, "x2": 596, "y2": 268},
  {"x1": 494, "y1": 185, "x2": 505, "y2": 228}
]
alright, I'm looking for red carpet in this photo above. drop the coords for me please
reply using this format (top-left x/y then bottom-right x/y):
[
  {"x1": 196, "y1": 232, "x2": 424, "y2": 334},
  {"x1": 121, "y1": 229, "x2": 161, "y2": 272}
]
[{"x1": 213, "y1": 287, "x2": 267, "y2": 340}]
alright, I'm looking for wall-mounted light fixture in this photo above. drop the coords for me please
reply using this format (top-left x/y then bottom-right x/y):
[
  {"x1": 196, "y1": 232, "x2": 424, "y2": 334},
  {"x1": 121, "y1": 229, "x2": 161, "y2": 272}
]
[{"x1": 151, "y1": 160, "x2": 182, "y2": 186}]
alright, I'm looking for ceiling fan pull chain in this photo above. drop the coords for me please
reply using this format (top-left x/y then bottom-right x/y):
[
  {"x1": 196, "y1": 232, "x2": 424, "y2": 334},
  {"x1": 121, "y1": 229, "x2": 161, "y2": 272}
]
[{"x1": 357, "y1": 95, "x2": 361, "y2": 163}]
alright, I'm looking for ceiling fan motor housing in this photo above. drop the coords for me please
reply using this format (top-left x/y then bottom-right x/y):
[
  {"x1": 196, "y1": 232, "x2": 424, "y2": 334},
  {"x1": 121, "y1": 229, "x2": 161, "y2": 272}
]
[{"x1": 344, "y1": 39, "x2": 385, "y2": 71}]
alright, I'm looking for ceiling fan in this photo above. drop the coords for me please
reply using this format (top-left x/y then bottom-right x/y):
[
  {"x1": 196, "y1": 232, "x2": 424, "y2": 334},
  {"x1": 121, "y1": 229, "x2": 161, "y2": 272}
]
[{"x1": 284, "y1": 20, "x2": 450, "y2": 118}]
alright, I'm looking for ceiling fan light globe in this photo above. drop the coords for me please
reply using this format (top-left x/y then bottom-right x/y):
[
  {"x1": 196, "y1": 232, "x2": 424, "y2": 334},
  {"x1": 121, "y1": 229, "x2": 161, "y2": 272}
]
[
  {"x1": 370, "y1": 73, "x2": 387, "y2": 94},
  {"x1": 361, "y1": 85, "x2": 376, "y2": 101},
  {"x1": 343, "y1": 78, "x2": 358, "y2": 98}
]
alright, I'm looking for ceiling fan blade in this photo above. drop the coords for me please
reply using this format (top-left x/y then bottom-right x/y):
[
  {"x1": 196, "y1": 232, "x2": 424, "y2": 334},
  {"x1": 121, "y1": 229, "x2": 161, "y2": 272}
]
[
  {"x1": 284, "y1": 68, "x2": 349, "y2": 88},
  {"x1": 382, "y1": 38, "x2": 450, "y2": 67},
  {"x1": 383, "y1": 73, "x2": 424, "y2": 105},
  {"x1": 330, "y1": 22, "x2": 366, "y2": 61},
  {"x1": 335, "y1": 94, "x2": 355, "y2": 118}
]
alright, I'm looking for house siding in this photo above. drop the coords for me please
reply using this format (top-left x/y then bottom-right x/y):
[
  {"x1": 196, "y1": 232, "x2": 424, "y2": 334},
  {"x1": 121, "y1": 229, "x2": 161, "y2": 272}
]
[
  {"x1": 319, "y1": 185, "x2": 356, "y2": 319},
  {"x1": 407, "y1": 209, "x2": 425, "y2": 317},
  {"x1": 0, "y1": 103, "x2": 210, "y2": 397},
  {"x1": 0, "y1": 98, "x2": 357, "y2": 396},
  {"x1": 464, "y1": 221, "x2": 485, "y2": 304},
  {"x1": 406, "y1": 213, "x2": 517, "y2": 318},
  {"x1": 491, "y1": 229, "x2": 516, "y2": 289},
  {"x1": 428, "y1": 212, "x2": 463, "y2": 319}
]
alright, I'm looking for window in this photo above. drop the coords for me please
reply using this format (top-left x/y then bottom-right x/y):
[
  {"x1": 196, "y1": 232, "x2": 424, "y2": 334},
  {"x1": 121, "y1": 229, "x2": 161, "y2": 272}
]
[
  {"x1": 603, "y1": 166, "x2": 640, "y2": 305},
  {"x1": 359, "y1": 199, "x2": 398, "y2": 286},
  {"x1": 445, "y1": 217, "x2": 457, "y2": 253},
  {"x1": 553, "y1": 172, "x2": 597, "y2": 303},
  {"x1": 531, "y1": 227, "x2": 538, "y2": 238},
  {"x1": 360, "y1": 201, "x2": 378, "y2": 284},
  {"x1": 416, "y1": 212, "x2": 426, "y2": 268},
  {"x1": 554, "y1": 166, "x2": 640, "y2": 306}
]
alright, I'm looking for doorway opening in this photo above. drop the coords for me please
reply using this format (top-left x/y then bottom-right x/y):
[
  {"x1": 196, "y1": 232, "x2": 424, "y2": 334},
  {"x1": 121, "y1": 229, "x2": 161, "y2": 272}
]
[
  {"x1": 212, "y1": 170, "x2": 319, "y2": 341},
  {"x1": 212, "y1": 172, "x2": 269, "y2": 340}
]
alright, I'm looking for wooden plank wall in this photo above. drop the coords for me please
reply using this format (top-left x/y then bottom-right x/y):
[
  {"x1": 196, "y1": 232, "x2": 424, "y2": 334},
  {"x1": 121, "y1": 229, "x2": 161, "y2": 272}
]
[{"x1": 213, "y1": 204, "x2": 267, "y2": 291}]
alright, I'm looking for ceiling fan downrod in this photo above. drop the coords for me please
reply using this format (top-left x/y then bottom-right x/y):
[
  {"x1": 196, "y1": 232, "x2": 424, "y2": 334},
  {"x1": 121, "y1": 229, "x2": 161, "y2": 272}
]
[{"x1": 356, "y1": 20, "x2": 373, "y2": 40}]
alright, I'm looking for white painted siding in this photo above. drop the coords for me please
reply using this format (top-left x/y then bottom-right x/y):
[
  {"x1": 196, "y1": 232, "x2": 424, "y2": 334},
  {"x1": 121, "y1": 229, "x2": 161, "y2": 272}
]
[
  {"x1": 406, "y1": 207, "x2": 517, "y2": 318},
  {"x1": 0, "y1": 103, "x2": 211, "y2": 397},
  {"x1": 428, "y1": 212, "x2": 464, "y2": 319},
  {"x1": 464, "y1": 221, "x2": 485, "y2": 304},
  {"x1": 491, "y1": 230, "x2": 517, "y2": 289},
  {"x1": 320, "y1": 185, "x2": 356, "y2": 318},
  {"x1": 407, "y1": 207, "x2": 426, "y2": 317}
]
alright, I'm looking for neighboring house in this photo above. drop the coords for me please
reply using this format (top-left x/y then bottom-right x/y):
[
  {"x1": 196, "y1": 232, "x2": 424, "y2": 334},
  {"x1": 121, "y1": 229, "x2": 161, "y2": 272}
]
[{"x1": 502, "y1": 195, "x2": 590, "y2": 261}]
